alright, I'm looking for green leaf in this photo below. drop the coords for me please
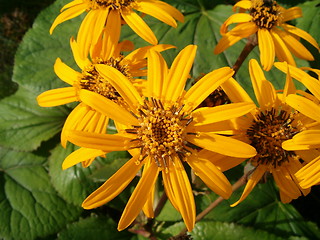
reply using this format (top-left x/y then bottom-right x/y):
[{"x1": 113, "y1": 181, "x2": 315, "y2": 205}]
[
  {"x1": 48, "y1": 144, "x2": 99, "y2": 206},
  {"x1": 0, "y1": 87, "x2": 68, "y2": 151},
  {"x1": 0, "y1": 147, "x2": 81, "y2": 240},
  {"x1": 57, "y1": 216, "x2": 133, "y2": 240},
  {"x1": 198, "y1": 181, "x2": 320, "y2": 239}
]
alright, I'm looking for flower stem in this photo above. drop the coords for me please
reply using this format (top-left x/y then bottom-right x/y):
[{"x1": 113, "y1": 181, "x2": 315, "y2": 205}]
[{"x1": 232, "y1": 35, "x2": 258, "y2": 76}]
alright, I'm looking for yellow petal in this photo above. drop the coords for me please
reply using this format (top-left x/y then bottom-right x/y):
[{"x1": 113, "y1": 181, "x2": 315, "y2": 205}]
[
  {"x1": 164, "y1": 45, "x2": 197, "y2": 104},
  {"x1": 60, "y1": 0, "x2": 83, "y2": 12},
  {"x1": 62, "y1": 147, "x2": 106, "y2": 169},
  {"x1": 136, "y1": 1, "x2": 178, "y2": 27},
  {"x1": 282, "y1": 139, "x2": 313, "y2": 151},
  {"x1": 228, "y1": 22, "x2": 258, "y2": 37},
  {"x1": 289, "y1": 130, "x2": 320, "y2": 146},
  {"x1": 295, "y1": 156, "x2": 320, "y2": 188},
  {"x1": 95, "y1": 65, "x2": 144, "y2": 109},
  {"x1": 142, "y1": 159, "x2": 156, "y2": 218},
  {"x1": 286, "y1": 94, "x2": 320, "y2": 122},
  {"x1": 183, "y1": 67, "x2": 234, "y2": 112},
  {"x1": 118, "y1": 159, "x2": 159, "y2": 231},
  {"x1": 282, "y1": 63, "x2": 296, "y2": 101},
  {"x1": 54, "y1": 58, "x2": 81, "y2": 85},
  {"x1": 121, "y1": 9, "x2": 158, "y2": 45},
  {"x1": 37, "y1": 87, "x2": 78, "y2": 107},
  {"x1": 231, "y1": 165, "x2": 266, "y2": 207},
  {"x1": 69, "y1": 38, "x2": 90, "y2": 70},
  {"x1": 274, "y1": 62, "x2": 320, "y2": 100},
  {"x1": 232, "y1": 0, "x2": 252, "y2": 12},
  {"x1": 162, "y1": 170, "x2": 180, "y2": 212},
  {"x1": 282, "y1": 23, "x2": 319, "y2": 50},
  {"x1": 188, "y1": 133, "x2": 256, "y2": 158},
  {"x1": 257, "y1": 28, "x2": 275, "y2": 71},
  {"x1": 270, "y1": 30, "x2": 296, "y2": 66},
  {"x1": 214, "y1": 34, "x2": 243, "y2": 54},
  {"x1": 79, "y1": 89, "x2": 139, "y2": 125},
  {"x1": 68, "y1": 130, "x2": 129, "y2": 151},
  {"x1": 220, "y1": 13, "x2": 252, "y2": 34},
  {"x1": 50, "y1": 3, "x2": 87, "y2": 34},
  {"x1": 167, "y1": 157, "x2": 195, "y2": 232},
  {"x1": 147, "y1": 49, "x2": 168, "y2": 100},
  {"x1": 221, "y1": 77, "x2": 253, "y2": 103},
  {"x1": 192, "y1": 102, "x2": 255, "y2": 127},
  {"x1": 187, "y1": 155, "x2": 232, "y2": 199},
  {"x1": 283, "y1": 7, "x2": 302, "y2": 22},
  {"x1": 82, "y1": 155, "x2": 142, "y2": 209}
]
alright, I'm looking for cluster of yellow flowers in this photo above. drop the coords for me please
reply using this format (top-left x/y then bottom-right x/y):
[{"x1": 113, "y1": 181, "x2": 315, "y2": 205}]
[{"x1": 37, "y1": 0, "x2": 320, "y2": 233}]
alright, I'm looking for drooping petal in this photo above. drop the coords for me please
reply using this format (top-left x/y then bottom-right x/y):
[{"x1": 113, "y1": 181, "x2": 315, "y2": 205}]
[
  {"x1": 142, "y1": 159, "x2": 156, "y2": 218},
  {"x1": 68, "y1": 130, "x2": 130, "y2": 151},
  {"x1": 118, "y1": 159, "x2": 159, "y2": 231},
  {"x1": 270, "y1": 30, "x2": 295, "y2": 66},
  {"x1": 54, "y1": 58, "x2": 82, "y2": 85},
  {"x1": 249, "y1": 59, "x2": 277, "y2": 108},
  {"x1": 82, "y1": 155, "x2": 142, "y2": 209},
  {"x1": 191, "y1": 102, "x2": 255, "y2": 127},
  {"x1": 220, "y1": 13, "x2": 252, "y2": 34},
  {"x1": 285, "y1": 130, "x2": 320, "y2": 146},
  {"x1": 164, "y1": 45, "x2": 197, "y2": 105},
  {"x1": 295, "y1": 156, "x2": 320, "y2": 188},
  {"x1": 121, "y1": 8, "x2": 158, "y2": 45},
  {"x1": 282, "y1": 24, "x2": 319, "y2": 50},
  {"x1": 228, "y1": 22, "x2": 258, "y2": 37},
  {"x1": 183, "y1": 67, "x2": 234, "y2": 112},
  {"x1": 95, "y1": 65, "x2": 144, "y2": 109},
  {"x1": 220, "y1": 77, "x2": 253, "y2": 103},
  {"x1": 232, "y1": 0, "x2": 252, "y2": 12},
  {"x1": 282, "y1": 63, "x2": 296, "y2": 101},
  {"x1": 147, "y1": 49, "x2": 168, "y2": 100},
  {"x1": 257, "y1": 28, "x2": 275, "y2": 71},
  {"x1": 285, "y1": 94, "x2": 320, "y2": 122},
  {"x1": 135, "y1": 1, "x2": 178, "y2": 27},
  {"x1": 231, "y1": 165, "x2": 267, "y2": 207},
  {"x1": 62, "y1": 147, "x2": 106, "y2": 170},
  {"x1": 187, "y1": 155, "x2": 232, "y2": 199},
  {"x1": 282, "y1": 7, "x2": 302, "y2": 22},
  {"x1": 187, "y1": 132, "x2": 256, "y2": 158},
  {"x1": 282, "y1": 139, "x2": 314, "y2": 151},
  {"x1": 162, "y1": 170, "x2": 179, "y2": 212},
  {"x1": 37, "y1": 87, "x2": 78, "y2": 107},
  {"x1": 50, "y1": 3, "x2": 87, "y2": 34},
  {"x1": 79, "y1": 89, "x2": 139, "y2": 125},
  {"x1": 214, "y1": 34, "x2": 243, "y2": 54}
]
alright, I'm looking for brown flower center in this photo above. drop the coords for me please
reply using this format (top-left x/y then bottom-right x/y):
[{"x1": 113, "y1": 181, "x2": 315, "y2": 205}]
[
  {"x1": 250, "y1": 0, "x2": 283, "y2": 29},
  {"x1": 247, "y1": 108, "x2": 299, "y2": 168},
  {"x1": 126, "y1": 98, "x2": 199, "y2": 169},
  {"x1": 90, "y1": 0, "x2": 135, "y2": 9}
]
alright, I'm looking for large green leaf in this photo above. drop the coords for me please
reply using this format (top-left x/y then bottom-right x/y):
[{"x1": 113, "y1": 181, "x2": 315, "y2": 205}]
[
  {"x1": 0, "y1": 147, "x2": 81, "y2": 240},
  {"x1": 57, "y1": 216, "x2": 133, "y2": 240},
  {"x1": 0, "y1": 87, "x2": 68, "y2": 151}
]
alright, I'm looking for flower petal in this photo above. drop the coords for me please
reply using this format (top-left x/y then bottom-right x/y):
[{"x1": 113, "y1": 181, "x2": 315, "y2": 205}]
[
  {"x1": 37, "y1": 87, "x2": 78, "y2": 107},
  {"x1": 282, "y1": 7, "x2": 302, "y2": 22},
  {"x1": 118, "y1": 159, "x2": 159, "y2": 231},
  {"x1": 192, "y1": 102, "x2": 255, "y2": 127},
  {"x1": 79, "y1": 89, "x2": 139, "y2": 125},
  {"x1": 214, "y1": 34, "x2": 243, "y2": 54},
  {"x1": 121, "y1": 8, "x2": 157, "y2": 45},
  {"x1": 221, "y1": 77, "x2": 253, "y2": 103},
  {"x1": 50, "y1": 3, "x2": 87, "y2": 34},
  {"x1": 82, "y1": 155, "x2": 142, "y2": 209},
  {"x1": 183, "y1": 67, "x2": 234, "y2": 112},
  {"x1": 62, "y1": 147, "x2": 106, "y2": 169},
  {"x1": 54, "y1": 58, "x2": 81, "y2": 85},
  {"x1": 232, "y1": 0, "x2": 252, "y2": 12},
  {"x1": 164, "y1": 45, "x2": 197, "y2": 105},
  {"x1": 270, "y1": 30, "x2": 295, "y2": 66},
  {"x1": 231, "y1": 165, "x2": 266, "y2": 207},
  {"x1": 188, "y1": 132, "x2": 256, "y2": 158},
  {"x1": 68, "y1": 130, "x2": 130, "y2": 151},
  {"x1": 257, "y1": 28, "x2": 275, "y2": 71},
  {"x1": 187, "y1": 155, "x2": 232, "y2": 199},
  {"x1": 295, "y1": 156, "x2": 320, "y2": 188},
  {"x1": 220, "y1": 13, "x2": 252, "y2": 34},
  {"x1": 69, "y1": 38, "x2": 91, "y2": 70}
]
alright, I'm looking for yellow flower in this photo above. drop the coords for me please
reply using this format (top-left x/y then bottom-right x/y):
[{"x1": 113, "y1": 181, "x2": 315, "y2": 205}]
[
  {"x1": 214, "y1": 0, "x2": 319, "y2": 71},
  {"x1": 222, "y1": 59, "x2": 317, "y2": 206},
  {"x1": 50, "y1": 0, "x2": 184, "y2": 57},
  {"x1": 274, "y1": 62, "x2": 320, "y2": 189},
  {"x1": 37, "y1": 30, "x2": 174, "y2": 154},
  {"x1": 65, "y1": 45, "x2": 257, "y2": 231}
]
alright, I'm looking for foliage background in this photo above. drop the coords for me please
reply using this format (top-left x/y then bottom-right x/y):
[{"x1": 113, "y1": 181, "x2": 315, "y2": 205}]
[{"x1": 0, "y1": 0, "x2": 320, "y2": 239}]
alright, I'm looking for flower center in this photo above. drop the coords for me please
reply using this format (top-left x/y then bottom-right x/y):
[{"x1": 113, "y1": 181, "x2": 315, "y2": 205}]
[
  {"x1": 250, "y1": 0, "x2": 282, "y2": 29},
  {"x1": 90, "y1": 0, "x2": 135, "y2": 9},
  {"x1": 78, "y1": 57, "x2": 130, "y2": 105},
  {"x1": 126, "y1": 98, "x2": 198, "y2": 169},
  {"x1": 247, "y1": 108, "x2": 299, "y2": 168}
]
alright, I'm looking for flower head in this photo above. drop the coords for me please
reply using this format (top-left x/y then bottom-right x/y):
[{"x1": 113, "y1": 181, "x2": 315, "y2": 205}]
[
  {"x1": 214, "y1": 0, "x2": 319, "y2": 71},
  {"x1": 65, "y1": 45, "x2": 257, "y2": 231},
  {"x1": 223, "y1": 59, "x2": 317, "y2": 205},
  {"x1": 50, "y1": 0, "x2": 184, "y2": 57},
  {"x1": 274, "y1": 62, "x2": 320, "y2": 189}
]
